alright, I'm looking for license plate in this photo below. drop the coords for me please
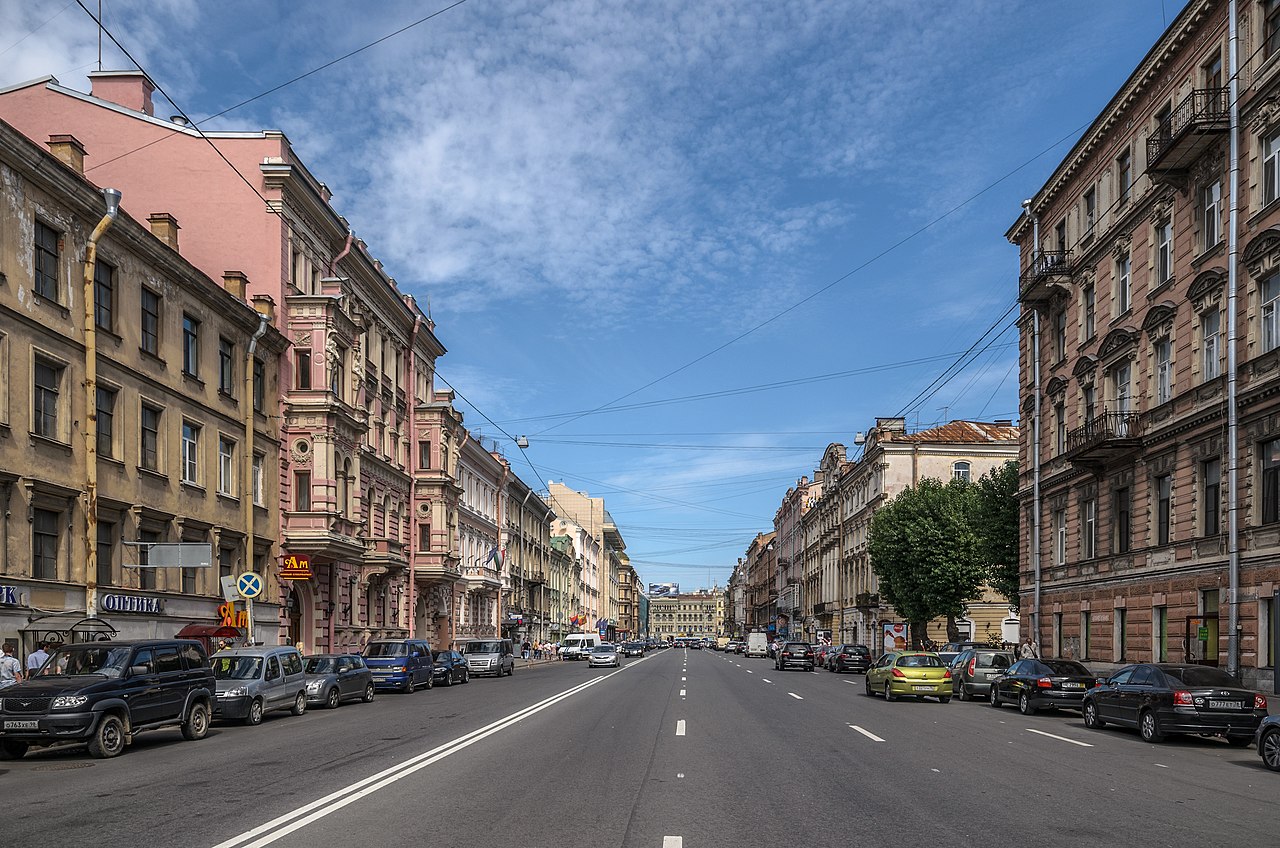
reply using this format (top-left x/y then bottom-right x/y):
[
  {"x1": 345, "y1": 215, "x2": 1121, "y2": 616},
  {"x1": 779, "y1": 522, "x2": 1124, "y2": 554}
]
[
  {"x1": 912, "y1": 685, "x2": 933, "y2": 691},
  {"x1": 1209, "y1": 700, "x2": 1243, "y2": 710},
  {"x1": 1061, "y1": 682, "x2": 1085, "y2": 689},
  {"x1": 4, "y1": 720, "x2": 38, "y2": 730},
  {"x1": 983, "y1": 672, "x2": 998, "y2": 679}
]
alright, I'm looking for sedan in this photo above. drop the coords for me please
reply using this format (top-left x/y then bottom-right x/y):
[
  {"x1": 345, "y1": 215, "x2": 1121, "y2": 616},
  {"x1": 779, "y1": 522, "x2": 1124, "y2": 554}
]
[
  {"x1": 588, "y1": 644, "x2": 621, "y2": 668},
  {"x1": 951, "y1": 649, "x2": 1014, "y2": 701},
  {"x1": 775, "y1": 642, "x2": 816, "y2": 671},
  {"x1": 989, "y1": 658, "x2": 1097, "y2": 714},
  {"x1": 1255, "y1": 715, "x2": 1280, "y2": 770},
  {"x1": 430, "y1": 650, "x2": 469, "y2": 686},
  {"x1": 303, "y1": 654, "x2": 376, "y2": 709},
  {"x1": 621, "y1": 641, "x2": 646, "y2": 658},
  {"x1": 826, "y1": 645, "x2": 872, "y2": 674},
  {"x1": 865, "y1": 651, "x2": 952, "y2": 703},
  {"x1": 1083, "y1": 663, "x2": 1266, "y2": 745}
]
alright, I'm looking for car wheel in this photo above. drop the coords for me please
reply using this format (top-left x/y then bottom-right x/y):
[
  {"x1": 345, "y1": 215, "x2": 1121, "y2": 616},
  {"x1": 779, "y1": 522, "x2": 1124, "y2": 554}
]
[
  {"x1": 1083, "y1": 700, "x2": 1104, "y2": 729},
  {"x1": 245, "y1": 698, "x2": 265, "y2": 725},
  {"x1": 1019, "y1": 692, "x2": 1036, "y2": 716},
  {"x1": 88, "y1": 713, "x2": 127, "y2": 758},
  {"x1": 326, "y1": 687, "x2": 341, "y2": 709},
  {"x1": 1261, "y1": 729, "x2": 1280, "y2": 770},
  {"x1": 956, "y1": 682, "x2": 968, "y2": 702},
  {"x1": 1139, "y1": 710, "x2": 1165, "y2": 743},
  {"x1": 443, "y1": 671, "x2": 453, "y2": 687},
  {"x1": 0, "y1": 740, "x2": 29, "y2": 760},
  {"x1": 402, "y1": 676, "x2": 414, "y2": 693},
  {"x1": 362, "y1": 683, "x2": 376, "y2": 703},
  {"x1": 884, "y1": 682, "x2": 897, "y2": 702},
  {"x1": 1225, "y1": 734, "x2": 1252, "y2": 748},
  {"x1": 939, "y1": 696, "x2": 951, "y2": 704},
  {"x1": 291, "y1": 692, "x2": 307, "y2": 716},
  {"x1": 424, "y1": 675, "x2": 433, "y2": 690},
  {"x1": 181, "y1": 701, "x2": 210, "y2": 740},
  {"x1": 461, "y1": 670, "x2": 468, "y2": 684},
  {"x1": 863, "y1": 678, "x2": 873, "y2": 697},
  {"x1": 989, "y1": 686, "x2": 1001, "y2": 708}
]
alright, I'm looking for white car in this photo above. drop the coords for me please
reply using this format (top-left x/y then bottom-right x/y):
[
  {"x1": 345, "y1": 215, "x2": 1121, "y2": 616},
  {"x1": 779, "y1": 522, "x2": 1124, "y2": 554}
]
[{"x1": 587, "y1": 644, "x2": 621, "y2": 668}]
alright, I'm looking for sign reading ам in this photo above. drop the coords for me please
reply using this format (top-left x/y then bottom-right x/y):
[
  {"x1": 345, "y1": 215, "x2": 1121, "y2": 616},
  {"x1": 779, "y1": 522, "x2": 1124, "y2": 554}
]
[{"x1": 281, "y1": 553, "x2": 312, "y2": 580}]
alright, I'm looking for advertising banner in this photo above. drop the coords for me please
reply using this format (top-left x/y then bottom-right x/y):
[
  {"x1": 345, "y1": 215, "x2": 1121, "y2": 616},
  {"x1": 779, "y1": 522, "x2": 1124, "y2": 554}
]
[
  {"x1": 883, "y1": 622, "x2": 908, "y2": 653},
  {"x1": 648, "y1": 582, "x2": 679, "y2": 598}
]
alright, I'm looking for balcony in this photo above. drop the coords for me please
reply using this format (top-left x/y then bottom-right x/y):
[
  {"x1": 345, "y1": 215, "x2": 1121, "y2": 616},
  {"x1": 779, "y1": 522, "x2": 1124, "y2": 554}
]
[
  {"x1": 461, "y1": 565, "x2": 503, "y2": 590},
  {"x1": 526, "y1": 571, "x2": 546, "y2": 585},
  {"x1": 1146, "y1": 88, "x2": 1229, "y2": 177},
  {"x1": 1064, "y1": 412, "x2": 1143, "y2": 466},
  {"x1": 364, "y1": 537, "x2": 408, "y2": 571},
  {"x1": 855, "y1": 592, "x2": 880, "y2": 610},
  {"x1": 1018, "y1": 250, "x2": 1074, "y2": 302}
]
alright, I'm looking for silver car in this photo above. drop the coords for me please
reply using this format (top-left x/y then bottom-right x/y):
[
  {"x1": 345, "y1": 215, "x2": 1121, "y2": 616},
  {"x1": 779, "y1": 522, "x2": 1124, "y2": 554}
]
[
  {"x1": 588, "y1": 644, "x2": 621, "y2": 668},
  {"x1": 303, "y1": 654, "x2": 376, "y2": 709},
  {"x1": 211, "y1": 646, "x2": 308, "y2": 725}
]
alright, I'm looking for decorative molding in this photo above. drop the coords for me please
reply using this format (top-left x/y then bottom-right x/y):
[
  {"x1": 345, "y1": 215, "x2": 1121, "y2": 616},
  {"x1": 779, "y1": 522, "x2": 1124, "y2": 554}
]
[
  {"x1": 1072, "y1": 355, "x2": 1099, "y2": 380},
  {"x1": 1245, "y1": 95, "x2": 1280, "y2": 133},
  {"x1": 1141, "y1": 301, "x2": 1179, "y2": 339},
  {"x1": 1242, "y1": 226, "x2": 1280, "y2": 279},
  {"x1": 1098, "y1": 327, "x2": 1139, "y2": 360},
  {"x1": 1112, "y1": 233, "x2": 1133, "y2": 260},
  {"x1": 1187, "y1": 267, "x2": 1226, "y2": 307},
  {"x1": 1045, "y1": 376, "x2": 1069, "y2": 397}
]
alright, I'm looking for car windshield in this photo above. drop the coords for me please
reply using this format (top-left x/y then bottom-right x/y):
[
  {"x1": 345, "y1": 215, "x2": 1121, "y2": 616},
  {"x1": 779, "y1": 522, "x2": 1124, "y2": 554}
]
[
  {"x1": 212, "y1": 656, "x2": 263, "y2": 680},
  {"x1": 977, "y1": 653, "x2": 1012, "y2": 668},
  {"x1": 432, "y1": 651, "x2": 451, "y2": 661},
  {"x1": 459, "y1": 641, "x2": 503, "y2": 654},
  {"x1": 1162, "y1": 666, "x2": 1239, "y2": 687},
  {"x1": 304, "y1": 658, "x2": 336, "y2": 674},
  {"x1": 897, "y1": 655, "x2": 944, "y2": 668},
  {"x1": 593, "y1": 645, "x2": 617, "y2": 653},
  {"x1": 363, "y1": 642, "x2": 408, "y2": 658},
  {"x1": 785, "y1": 643, "x2": 811, "y2": 650},
  {"x1": 40, "y1": 646, "x2": 132, "y2": 677},
  {"x1": 1042, "y1": 660, "x2": 1091, "y2": 675},
  {"x1": 625, "y1": 642, "x2": 643, "y2": 648}
]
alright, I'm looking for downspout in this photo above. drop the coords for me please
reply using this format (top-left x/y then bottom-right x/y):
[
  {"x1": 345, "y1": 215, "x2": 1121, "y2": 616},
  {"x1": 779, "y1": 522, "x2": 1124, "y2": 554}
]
[
  {"x1": 1226, "y1": 2, "x2": 1241, "y2": 678},
  {"x1": 330, "y1": 229, "x2": 353, "y2": 276},
  {"x1": 243, "y1": 311, "x2": 271, "y2": 645},
  {"x1": 405, "y1": 314, "x2": 421, "y2": 639},
  {"x1": 1023, "y1": 198, "x2": 1043, "y2": 643},
  {"x1": 327, "y1": 233, "x2": 353, "y2": 651},
  {"x1": 83, "y1": 188, "x2": 121, "y2": 618}
]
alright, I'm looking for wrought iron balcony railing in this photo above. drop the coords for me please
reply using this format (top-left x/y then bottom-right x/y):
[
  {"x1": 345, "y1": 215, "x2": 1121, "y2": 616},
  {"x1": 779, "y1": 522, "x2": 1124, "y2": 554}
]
[{"x1": 1146, "y1": 87, "x2": 1229, "y2": 171}]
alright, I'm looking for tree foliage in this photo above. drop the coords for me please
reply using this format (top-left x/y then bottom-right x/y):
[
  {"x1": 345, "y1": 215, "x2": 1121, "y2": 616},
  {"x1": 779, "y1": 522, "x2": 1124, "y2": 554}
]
[{"x1": 973, "y1": 460, "x2": 1021, "y2": 607}]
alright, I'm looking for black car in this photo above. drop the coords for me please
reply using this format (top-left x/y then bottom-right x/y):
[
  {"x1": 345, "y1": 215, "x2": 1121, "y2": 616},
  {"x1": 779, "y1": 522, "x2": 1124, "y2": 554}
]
[
  {"x1": 775, "y1": 642, "x2": 816, "y2": 671},
  {"x1": 1255, "y1": 715, "x2": 1280, "y2": 769},
  {"x1": 1083, "y1": 663, "x2": 1266, "y2": 745},
  {"x1": 826, "y1": 644, "x2": 872, "y2": 673},
  {"x1": 621, "y1": 641, "x2": 646, "y2": 658},
  {"x1": 989, "y1": 658, "x2": 1097, "y2": 714},
  {"x1": 0, "y1": 639, "x2": 215, "y2": 759},
  {"x1": 430, "y1": 650, "x2": 469, "y2": 686}
]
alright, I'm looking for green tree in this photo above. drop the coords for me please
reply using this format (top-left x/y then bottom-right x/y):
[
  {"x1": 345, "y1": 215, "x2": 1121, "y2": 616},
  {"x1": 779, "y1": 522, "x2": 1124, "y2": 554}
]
[
  {"x1": 973, "y1": 460, "x2": 1020, "y2": 608},
  {"x1": 868, "y1": 477, "x2": 986, "y2": 646}
]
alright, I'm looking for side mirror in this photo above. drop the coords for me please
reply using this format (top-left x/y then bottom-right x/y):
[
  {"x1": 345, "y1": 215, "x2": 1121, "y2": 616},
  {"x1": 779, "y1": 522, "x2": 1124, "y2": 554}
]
[
  {"x1": 130, "y1": 665, "x2": 150, "y2": 677},
  {"x1": 412, "y1": 651, "x2": 421, "y2": 658}
]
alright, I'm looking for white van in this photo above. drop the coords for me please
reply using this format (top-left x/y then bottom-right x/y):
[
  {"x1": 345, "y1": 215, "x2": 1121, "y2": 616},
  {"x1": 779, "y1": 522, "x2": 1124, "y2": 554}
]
[
  {"x1": 746, "y1": 632, "x2": 769, "y2": 658},
  {"x1": 561, "y1": 633, "x2": 602, "y2": 660}
]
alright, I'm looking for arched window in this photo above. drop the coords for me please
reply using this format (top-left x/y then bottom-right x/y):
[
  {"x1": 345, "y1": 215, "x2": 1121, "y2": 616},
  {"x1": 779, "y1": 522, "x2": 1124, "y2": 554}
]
[
  {"x1": 952, "y1": 461, "x2": 971, "y2": 482},
  {"x1": 336, "y1": 456, "x2": 347, "y2": 518}
]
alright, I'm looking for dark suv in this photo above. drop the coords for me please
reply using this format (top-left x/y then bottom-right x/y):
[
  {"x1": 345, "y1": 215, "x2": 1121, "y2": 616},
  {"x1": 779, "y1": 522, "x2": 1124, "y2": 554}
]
[
  {"x1": 775, "y1": 642, "x2": 816, "y2": 671},
  {"x1": 0, "y1": 639, "x2": 215, "y2": 759},
  {"x1": 826, "y1": 644, "x2": 872, "y2": 673}
]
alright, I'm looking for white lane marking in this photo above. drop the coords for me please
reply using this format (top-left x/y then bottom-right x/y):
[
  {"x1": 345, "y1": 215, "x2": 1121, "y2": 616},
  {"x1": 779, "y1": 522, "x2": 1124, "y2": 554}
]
[
  {"x1": 810, "y1": 671, "x2": 819, "y2": 675},
  {"x1": 746, "y1": 670, "x2": 754, "y2": 674},
  {"x1": 1155, "y1": 763, "x2": 1169, "y2": 769},
  {"x1": 788, "y1": 692, "x2": 803, "y2": 700},
  {"x1": 664, "y1": 838, "x2": 683, "y2": 848},
  {"x1": 931, "y1": 768, "x2": 941, "y2": 773},
  {"x1": 844, "y1": 680, "x2": 858, "y2": 685},
  {"x1": 681, "y1": 676, "x2": 686, "y2": 681},
  {"x1": 679, "y1": 689, "x2": 686, "y2": 696},
  {"x1": 848, "y1": 724, "x2": 885, "y2": 742},
  {"x1": 762, "y1": 678, "x2": 773, "y2": 684},
  {"x1": 1025, "y1": 728, "x2": 1094, "y2": 748},
  {"x1": 212, "y1": 655, "x2": 651, "y2": 848},
  {"x1": 677, "y1": 773, "x2": 684, "y2": 778},
  {"x1": 676, "y1": 720, "x2": 686, "y2": 736}
]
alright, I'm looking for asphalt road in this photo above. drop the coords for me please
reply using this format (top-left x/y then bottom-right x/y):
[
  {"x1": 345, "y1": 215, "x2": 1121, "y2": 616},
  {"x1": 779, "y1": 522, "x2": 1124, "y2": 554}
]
[{"x1": 7, "y1": 649, "x2": 1277, "y2": 848}]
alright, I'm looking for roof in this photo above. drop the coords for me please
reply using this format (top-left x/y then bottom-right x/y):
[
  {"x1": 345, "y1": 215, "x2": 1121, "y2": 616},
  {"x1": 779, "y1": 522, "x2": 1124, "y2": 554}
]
[{"x1": 894, "y1": 420, "x2": 1019, "y2": 444}]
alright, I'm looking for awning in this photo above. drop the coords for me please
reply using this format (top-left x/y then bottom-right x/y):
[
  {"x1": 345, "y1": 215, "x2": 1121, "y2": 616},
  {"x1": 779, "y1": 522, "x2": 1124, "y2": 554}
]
[
  {"x1": 21, "y1": 613, "x2": 118, "y2": 645},
  {"x1": 175, "y1": 624, "x2": 241, "y2": 640}
]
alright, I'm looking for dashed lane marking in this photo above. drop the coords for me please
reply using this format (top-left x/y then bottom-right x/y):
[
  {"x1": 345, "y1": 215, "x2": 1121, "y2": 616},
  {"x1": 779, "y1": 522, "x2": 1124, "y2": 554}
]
[
  {"x1": 679, "y1": 689, "x2": 686, "y2": 696},
  {"x1": 664, "y1": 838, "x2": 683, "y2": 848},
  {"x1": 788, "y1": 693, "x2": 803, "y2": 700},
  {"x1": 746, "y1": 670, "x2": 754, "y2": 674},
  {"x1": 676, "y1": 720, "x2": 686, "y2": 736},
  {"x1": 848, "y1": 724, "x2": 885, "y2": 743},
  {"x1": 1025, "y1": 728, "x2": 1093, "y2": 748},
  {"x1": 762, "y1": 678, "x2": 773, "y2": 684}
]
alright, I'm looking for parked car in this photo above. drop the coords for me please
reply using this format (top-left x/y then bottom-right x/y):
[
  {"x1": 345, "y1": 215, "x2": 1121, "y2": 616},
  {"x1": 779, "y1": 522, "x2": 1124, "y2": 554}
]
[
  {"x1": 588, "y1": 644, "x2": 621, "y2": 668},
  {"x1": 865, "y1": 651, "x2": 952, "y2": 703},
  {"x1": 735, "y1": 641, "x2": 748, "y2": 654},
  {"x1": 826, "y1": 644, "x2": 872, "y2": 673},
  {"x1": 1255, "y1": 714, "x2": 1280, "y2": 769},
  {"x1": 0, "y1": 639, "x2": 214, "y2": 760},
  {"x1": 1083, "y1": 663, "x2": 1266, "y2": 745},
  {"x1": 813, "y1": 645, "x2": 832, "y2": 667},
  {"x1": 989, "y1": 658, "x2": 1097, "y2": 714},
  {"x1": 212, "y1": 645, "x2": 308, "y2": 724},
  {"x1": 430, "y1": 650, "x2": 470, "y2": 686},
  {"x1": 455, "y1": 639, "x2": 514, "y2": 677},
  {"x1": 303, "y1": 654, "x2": 376, "y2": 708},
  {"x1": 940, "y1": 641, "x2": 984, "y2": 653},
  {"x1": 362, "y1": 639, "x2": 435, "y2": 692},
  {"x1": 951, "y1": 649, "x2": 1015, "y2": 701},
  {"x1": 621, "y1": 641, "x2": 646, "y2": 658},
  {"x1": 775, "y1": 642, "x2": 817, "y2": 672}
]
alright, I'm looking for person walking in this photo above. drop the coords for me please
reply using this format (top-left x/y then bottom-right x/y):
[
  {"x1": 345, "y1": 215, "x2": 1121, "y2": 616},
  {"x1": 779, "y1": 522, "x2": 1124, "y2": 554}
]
[
  {"x1": 26, "y1": 641, "x2": 50, "y2": 676},
  {"x1": 1019, "y1": 634, "x2": 1040, "y2": 660},
  {"x1": 0, "y1": 644, "x2": 23, "y2": 689},
  {"x1": 521, "y1": 639, "x2": 531, "y2": 660}
]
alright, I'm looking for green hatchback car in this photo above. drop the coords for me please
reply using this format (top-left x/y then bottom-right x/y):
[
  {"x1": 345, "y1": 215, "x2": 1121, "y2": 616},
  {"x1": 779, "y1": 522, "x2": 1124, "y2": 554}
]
[{"x1": 865, "y1": 651, "x2": 953, "y2": 703}]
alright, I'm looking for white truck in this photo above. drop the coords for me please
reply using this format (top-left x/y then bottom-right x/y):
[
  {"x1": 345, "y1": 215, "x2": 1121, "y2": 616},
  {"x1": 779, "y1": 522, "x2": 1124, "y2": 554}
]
[
  {"x1": 746, "y1": 632, "x2": 769, "y2": 658},
  {"x1": 560, "y1": 633, "x2": 602, "y2": 660}
]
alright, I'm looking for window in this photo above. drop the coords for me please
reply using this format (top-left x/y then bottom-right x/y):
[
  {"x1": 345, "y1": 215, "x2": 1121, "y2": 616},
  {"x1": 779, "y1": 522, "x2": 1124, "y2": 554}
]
[
  {"x1": 1263, "y1": 438, "x2": 1280, "y2": 525},
  {"x1": 1268, "y1": 0, "x2": 1280, "y2": 59},
  {"x1": 1156, "y1": 220, "x2": 1173, "y2": 285},
  {"x1": 33, "y1": 357, "x2": 63, "y2": 439},
  {"x1": 1053, "y1": 508, "x2": 1066, "y2": 566},
  {"x1": 1264, "y1": 275, "x2": 1280, "y2": 353},
  {"x1": 1116, "y1": 608, "x2": 1128, "y2": 661},
  {"x1": 418, "y1": 440, "x2": 431, "y2": 469},
  {"x1": 1117, "y1": 149, "x2": 1132, "y2": 204},
  {"x1": 219, "y1": 546, "x2": 234, "y2": 581},
  {"x1": 34, "y1": 221, "x2": 59, "y2": 301},
  {"x1": 1156, "y1": 474, "x2": 1172, "y2": 545},
  {"x1": 1082, "y1": 497, "x2": 1097, "y2": 559},
  {"x1": 141, "y1": 288, "x2": 161, "y2": 356},
  {"x1": 419, "y1": 523, "x2": 431, "y2": 551},
  {"x1": 1266, "y1": 128, "x2": 1280, "y2": 206},
  {"x1": 1054, "y1": 219, "x2": 1067, "y2": 254},
  {"x1": 1114, "y1": 486, "x2": 1131, "y2": 553},
  {"x1": 1262, "y1": 597, "x2": 1274, "y2": 669},
  {"x1": 96, "y1": 386, "x2": 116, "y2": 459},
  {"x1": 182, "y1": 565, "x2": 197, "y2": 594},
  {"x1": 1203, "y1": 457, "x2": 1221, "y2": 536},
  {"x1": 94, "y1": 259, "x2": 114, "y2": 330},
  {"x1": 218, "y1": 437, "x2": 235, "y2": 495},
  {"x1": 252, "y1": 453, "x2": 264, "y2": 506},
  {"x1": 1081, "y1": 611, "x2": 1092, "y2": 660},
  {"x1": 1205, "y1": 52, "x2": 1223, "y2": 89},
  {"x1": 1201, "y1": 308, "x2": 1221, "y2": 380},
  {"x1": 32, "y1": 507, "x2": 59, "y2": 580},
  {"x1": 182, "y1": 314, "x2": 200, "y2": 376},
  {"x1": 97, "y1": 521, "x2": 114, "y2": 588},
  {"x1": 1053, "y1": 309, "x2": 1067, "y2": 361},
  {"x1": 1084, "y1": 187, "x2": 1096, "y2": 238},
  {"x1": 294, "y1": 471, "x2": 311, "y2": 512},
  {"x1": 1202, "y1": 181, "x2": 1222, "y2": 250},
  {"x1": 181, "y1": 422, "x2": 200, "y2": 484},
  {"x1": 252, "y1": 358, "x2": 265, "y2": 413},
  {"x1": 1055, "y1": 401, "x2": 1067, "y2": 454},
  {"x1": 1116, "y1": 253, "x2": 1131, "y2": 314},
  {"x1": 1112, "y1": 361, "x2": 1132, "y2": 415},
  {"x1": 1155, "y1": 338, "x2": 1173, "y2": 405},
  {"x1": 952, "y1": 461, "x2": 971, "y2": 482},
  {"x1": 1154, "y1": 102, "x2": 1172, "y2": 143},
  {"x1": 141, "y1": 404, "x2": 161, "y2": 472},
  {"x1": 295, "y1": 349, "x2": 312, "y2": 390},
  {"x1": 1083, "y1": 284, "x2": 1096, "y2": 340},
  {"x1": 1155, "y1": 606, "x2": 1169, "y2": 662},
  {"x1": 1083, "y1": 384, "x2": 1096, "y2": 421},
  {"x1": 218, "y1": 338, "x2": 235, "y2": 395},
  {"x1": 139, "y1": 529, "x2": 160, "y2": 589}
]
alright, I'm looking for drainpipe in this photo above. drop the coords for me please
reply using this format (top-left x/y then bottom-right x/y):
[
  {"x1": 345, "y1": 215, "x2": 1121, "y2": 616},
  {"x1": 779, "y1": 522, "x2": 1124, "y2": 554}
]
[
  {"x1": 1023, "y1": 198, "x2": 1043, "y2": 643},
  {"x1": 1226, "y1": 2, "x2": 1241, "y2": 678},
  {"x1": 243, "y1": 311, "x2": 270, "y2": 645},
  {"x1": 83, "y1": 188, "x2": 121, "y2": 618},
  {"x1": 405, "y1": 314, "x2": 422, "y2": 639},
  {"x1": 330, "y1": 229, "x2": 353, "y2": 276}
]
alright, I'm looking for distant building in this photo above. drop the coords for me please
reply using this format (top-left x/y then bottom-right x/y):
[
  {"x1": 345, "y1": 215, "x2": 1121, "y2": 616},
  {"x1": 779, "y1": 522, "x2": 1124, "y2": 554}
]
[{"x1": 650, "y1": 587, "x2": 723, "y2": 642}]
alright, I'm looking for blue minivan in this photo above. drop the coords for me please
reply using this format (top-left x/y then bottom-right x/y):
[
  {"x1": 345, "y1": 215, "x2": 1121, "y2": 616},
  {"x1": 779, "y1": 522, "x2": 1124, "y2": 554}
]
[{"x1": 361, "y1": 639, "x2": 434, "y2": 692}]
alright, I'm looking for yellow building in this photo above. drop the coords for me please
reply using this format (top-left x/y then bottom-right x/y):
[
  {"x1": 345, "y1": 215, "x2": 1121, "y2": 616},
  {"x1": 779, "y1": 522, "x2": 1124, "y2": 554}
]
[{"x1": 650, "y1": 589, "x2": 723, "y2": 642}]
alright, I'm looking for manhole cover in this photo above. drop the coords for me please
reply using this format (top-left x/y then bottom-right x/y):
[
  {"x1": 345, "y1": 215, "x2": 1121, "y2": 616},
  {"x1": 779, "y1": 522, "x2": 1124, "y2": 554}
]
[{"x1": 33, "y1": 762, "x2": 95, "y2": 771}]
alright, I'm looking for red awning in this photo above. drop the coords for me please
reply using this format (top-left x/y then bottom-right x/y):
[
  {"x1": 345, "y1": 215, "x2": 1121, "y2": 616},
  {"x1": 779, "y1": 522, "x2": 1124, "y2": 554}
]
[{"x1": 175, "y1": 624, "x2": 241, "y2": 639}]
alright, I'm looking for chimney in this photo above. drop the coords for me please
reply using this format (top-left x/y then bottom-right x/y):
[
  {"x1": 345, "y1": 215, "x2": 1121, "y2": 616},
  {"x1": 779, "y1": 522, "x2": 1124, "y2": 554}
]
[
  {"x1": 148, "y1": 213, "x2": 180, "y2": 252},
  {"x1": 251, "y1": 294, "x2": 276, "y2": 323},
  {"x1": 46, "y1": 134, "x2": 87, "y2": 174},
  {"x1": 222, "y1": 271, "x2": 249, "y2": 301},
  {"x1": 88, "y1": 70, "x2": 156, "y2": 116}
]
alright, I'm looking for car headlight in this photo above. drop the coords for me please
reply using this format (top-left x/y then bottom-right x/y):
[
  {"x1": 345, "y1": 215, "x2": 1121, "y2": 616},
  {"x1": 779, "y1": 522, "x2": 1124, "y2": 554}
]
[
  {"x1": 224, "y1": 686, "x2": 248, "y2": 697},
  {"x1": 306, "y1": 680, "x2": 323, "y2": 692},
  {"x1": 52, "y1": 695, "x2": 89, "y2": 709}
]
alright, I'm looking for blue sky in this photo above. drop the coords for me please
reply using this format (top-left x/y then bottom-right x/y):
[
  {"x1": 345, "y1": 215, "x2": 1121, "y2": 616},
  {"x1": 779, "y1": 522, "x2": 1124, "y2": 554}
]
[{"x1": 1, "y1": 0, "x2": 1189, "y2": 590}]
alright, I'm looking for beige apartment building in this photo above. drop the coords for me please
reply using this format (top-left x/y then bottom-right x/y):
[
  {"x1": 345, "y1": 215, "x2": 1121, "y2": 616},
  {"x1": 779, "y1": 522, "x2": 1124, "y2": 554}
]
[
  {"x1": 1009, "y1": 0, "x2": 1280, "y2": 686},
  {"x1": 505, "y1": 473, "x2": 556, "y2": 644},
  {"x1": 544, "y1": 482, "x2": 635, "y2": 640},
  {"x1": 650, "y1": 589, "x2": 723, "y2": 642},
  {"x1": 0, "y1": 119, "x2": 286, "y2": 649}
]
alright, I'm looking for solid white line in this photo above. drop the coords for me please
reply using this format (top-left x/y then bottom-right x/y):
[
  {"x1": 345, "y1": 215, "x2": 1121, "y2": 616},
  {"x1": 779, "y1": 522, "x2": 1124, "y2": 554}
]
[
  {"x1": 848, "y1": 724, "x2": 885, "y2": 743},
  {"x1": 211, "y1": 656, "x2": 649, "y2": 848},
  {"x1": 664, "y1": 838, "x2": 683, "y2": 848},
  {"x1": 1025, "y1": 728, "x2": 1094, "y2": 748},
  {"x1": 762, "y1": 678, "x2": 772, "y2": 684},
  {"x1": 788, "y1": 692, "x2": 803, "y2": 700},
  {"x1": 676, "y1": 720, "x2": 686, "y2": 736}
]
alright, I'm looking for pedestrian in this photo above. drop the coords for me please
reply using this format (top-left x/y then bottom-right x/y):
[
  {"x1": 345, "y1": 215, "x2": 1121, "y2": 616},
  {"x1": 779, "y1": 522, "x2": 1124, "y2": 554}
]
[
  {"x1": 1019, "y1": 634, "x2": 1040, "y2": 660},
  {"x1": 26, "y1": 640, "x2": 50, "y2": 676},
  {"x1": 0, "y1": 643, "x2": 23, "y2": 689},
  {"x1": 521, "y1": 639, "x2": 531, "y2": 660}
]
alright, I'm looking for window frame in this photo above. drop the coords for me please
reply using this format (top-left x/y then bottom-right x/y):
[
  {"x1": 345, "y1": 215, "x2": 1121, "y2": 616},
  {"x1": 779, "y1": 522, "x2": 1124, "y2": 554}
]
[
  {"x1": 1116, "y1": 253, "x2": 1132, "y2": 315},
  {"x1": 218, "y1": 337, "x2": 235, "y2": 396},
  {"x1": 1263, "y1": 438, "x2": 1280, "y2": 525},
  {"x1": 34, "y1": 220, "x2": 60, "y2": 302},
  {"x1": 1202, "y1": 180, "x2": 1222, "y2": 251},
  {"x1": 32, "y1": 506, "x2": 60, "y2": 580},
  {"x1": 182, "y1": 314, "x2": 201, "y2": 378},
  {"x1": 1155, "y1": 338, "x2": 1173, "y2": 405},
  {"x1": 1082, "y1": 497, "x2": 1097, "y2": 559},
  {"x1": 1201, "y1": 307, "x2": 1222, "y2": 380},
  {"x1": 295, "y1": 349, "x2": 312, "y2": 391},
  {"x1": 1113, "y1": 486, "x2": 1132, "y2": 554},
  {"x1": 93, "y1": 258, "x2": 115, "y2": 331},
  {"x1": 140, "y1": 402, "x2": 162, "y2": 472},
  {"x1": 951, "y1": 461, "x2": 971, "y2": 482},
  {"x1": 181, "y1": 421, "x2": 201, "y2": 485},
  {"x1": 1202, "y1": 457, "x2": 1221, "y2": 536},
  {"x1": 1156, "y1": 220, "x2": 1173, "y2": 285},
  {"x1": 1117, "y1": 149, "x2": 1132, "y2": 204},
  {"x1": 32, "y1": 355, "x2": 64, "y2": 440},
  {"x1": 218, "y1": 436, "x2": 236, "y2": 496},
  {"x1": 1155, "y1": 473, "x2": 1173, "y2": 546},
  {"x1": 96, "y1": 384, "x2": 117, "y2": 460},
  {"x1": 1083, "y1": 284, "x2": 1096, "y2": 340},
  {"x1": 1263, "y1": 275, "x2": 1280, "y2": 353},
  {"x1": 1265, "y1": 127, "x2": 1280, "y2": 207},
  {"x1": 141, "y1": 288, "x2": 161, "y2": 356}
]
